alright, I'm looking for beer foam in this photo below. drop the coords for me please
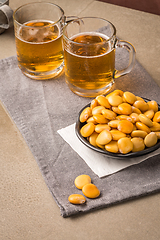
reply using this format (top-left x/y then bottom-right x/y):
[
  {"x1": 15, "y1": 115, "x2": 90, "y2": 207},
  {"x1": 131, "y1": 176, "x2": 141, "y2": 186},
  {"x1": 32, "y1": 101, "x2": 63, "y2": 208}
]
[
  {"x1": 17, "y1": 20, "x2": 62, "y2": 44},
  {"x1": 70, "y1": 31, "x2": 110, "y2": 41},
  {"x1": 66, "y1": 32, "x2": 112, "y2": 58}
]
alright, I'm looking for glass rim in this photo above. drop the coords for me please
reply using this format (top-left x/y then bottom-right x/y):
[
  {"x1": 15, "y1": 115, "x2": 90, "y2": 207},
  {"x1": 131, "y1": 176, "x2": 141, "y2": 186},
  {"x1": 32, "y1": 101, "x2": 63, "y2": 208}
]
[
  {"x1": 63, "y1": 16, "x2": 116, "y2": 45},
  {"x1": 13, "y1": 2, "x2": 65, "y2": 28}
]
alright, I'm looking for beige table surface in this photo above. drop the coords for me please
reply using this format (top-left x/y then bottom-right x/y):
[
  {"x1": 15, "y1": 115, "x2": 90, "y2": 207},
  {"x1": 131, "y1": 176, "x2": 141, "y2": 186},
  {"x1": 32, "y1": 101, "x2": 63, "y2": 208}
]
[{"x1": 0, "y1": 0, "x2": 160, "y2": 239}]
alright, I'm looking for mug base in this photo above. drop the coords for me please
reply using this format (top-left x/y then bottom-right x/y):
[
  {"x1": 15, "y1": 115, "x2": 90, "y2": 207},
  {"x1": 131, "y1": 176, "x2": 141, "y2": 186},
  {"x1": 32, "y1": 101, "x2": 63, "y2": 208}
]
[
  {"x1": 66, "y1": 79, "x2": 114, "y2": 98},
  {"x1": 18, "y1": 62, "x2": 64, "y2": 80}
]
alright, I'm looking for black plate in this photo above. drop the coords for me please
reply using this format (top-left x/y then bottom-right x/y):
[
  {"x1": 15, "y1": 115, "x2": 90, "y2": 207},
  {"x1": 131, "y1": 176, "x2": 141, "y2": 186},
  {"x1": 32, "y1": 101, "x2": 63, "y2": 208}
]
[{"x1": 75, "y1": 97, "x2": 160, "y2": 159}]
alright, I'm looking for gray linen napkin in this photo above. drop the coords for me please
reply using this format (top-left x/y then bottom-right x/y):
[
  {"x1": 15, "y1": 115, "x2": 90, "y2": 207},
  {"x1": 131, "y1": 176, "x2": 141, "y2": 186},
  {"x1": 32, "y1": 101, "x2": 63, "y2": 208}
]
[{"x1": 0, "y1": 55, "x2": 160, "y2": 217}]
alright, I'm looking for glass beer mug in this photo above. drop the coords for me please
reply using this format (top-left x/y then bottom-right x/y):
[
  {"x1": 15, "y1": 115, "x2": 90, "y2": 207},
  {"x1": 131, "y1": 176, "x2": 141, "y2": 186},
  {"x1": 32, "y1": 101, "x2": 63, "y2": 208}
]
[
  {"x1": 13, "y1": 2, "x2": 65, "y2": 80},
  {"x1": 63, "y1": 17, "x2": 136, "y2": 97}
]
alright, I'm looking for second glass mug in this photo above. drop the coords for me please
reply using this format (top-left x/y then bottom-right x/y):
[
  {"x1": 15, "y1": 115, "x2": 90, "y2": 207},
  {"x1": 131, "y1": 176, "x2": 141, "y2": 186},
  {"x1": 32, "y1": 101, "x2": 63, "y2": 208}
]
[
  {"x1": 63, "y1": 17, "x2": 136, "y2": 97},
  {"x1": 13, "y1": 2, "x2": 68, "y2": 80}
]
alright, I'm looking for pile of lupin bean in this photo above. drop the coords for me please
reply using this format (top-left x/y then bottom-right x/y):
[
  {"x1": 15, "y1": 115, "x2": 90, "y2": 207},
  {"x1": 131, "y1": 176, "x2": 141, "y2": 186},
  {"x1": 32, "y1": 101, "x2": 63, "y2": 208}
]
[
  {"x1": 68, "y1": 174, "x2": 100, "y2": 205},
  {"x1": 79, "y1": 90, "x2": 160, "y2": 154}
]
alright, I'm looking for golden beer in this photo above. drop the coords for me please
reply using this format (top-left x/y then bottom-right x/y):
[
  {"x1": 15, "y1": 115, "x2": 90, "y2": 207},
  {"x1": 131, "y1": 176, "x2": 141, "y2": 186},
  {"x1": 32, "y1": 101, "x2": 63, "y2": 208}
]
[
  {"x1": 15, "y1": 20, "x2": 64, "y2": 79},
  {"x1": 64, "y1": 33, "x2": 115, "y2": 92}
]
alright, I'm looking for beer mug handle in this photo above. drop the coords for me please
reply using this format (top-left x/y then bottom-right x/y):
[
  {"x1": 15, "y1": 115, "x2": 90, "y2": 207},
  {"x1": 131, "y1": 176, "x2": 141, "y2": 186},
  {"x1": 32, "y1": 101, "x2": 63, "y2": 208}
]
[
  {"x1": 65, "y1": 16, "x2": 78, "y2": 24},
  {"x1": 0, "y1": 4, "x2": 13, "y2": 31},
  {"x1": 114, "y1": 40, "x2": 136, "y2": 79}
]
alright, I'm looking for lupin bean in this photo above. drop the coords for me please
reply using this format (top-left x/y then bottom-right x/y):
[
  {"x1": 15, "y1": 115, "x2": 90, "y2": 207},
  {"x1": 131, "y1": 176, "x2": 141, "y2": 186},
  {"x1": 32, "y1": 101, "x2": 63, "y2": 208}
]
[
  {"x1": 144, "y1": 132, "x2": 157, "y2": 147},
  {"x1": 80, "y1": 107, "x2": 92, "y2": 123},
  {"x1": 130, "y1": 113, "x2": 139, "y2": 123},
  {"x1": 123, "y1": 91, "x2": 136, "y2": 105},
  {"x1": 107, "y1": 95, "x2": 123, "y2": 107},
  {"x1": 117, "y1": 120, "x2": 133, "y2": 134},
  {"x1": 118, "y1": 103, "x2": 132, "y2": 115},
  {"x1": 96, "y1": 95, "x2": 111, "y2": 108},
  {"x1": 68, "y1": 194, "x2": 86, "y2": 204},
  {"x1": 82, "y1": 183, "x2": 100, "y2": 199},
  {"x1": 90, "y1": 99, "x2": 99, "y2": 109},
  {"x1": 144, "y1": 109, "x2": 154, "y2": 119},
  {"x1": 89, "y1": 132, "x2": 99, "y2": 147},
  {"x1": 155, "y1": 132, "x2": 160, "y2": 139},
  {"x1": 136, "y1": 122, "x2": 151, "y2": 134},
  {"x1": 80, "y1": 122, "x2": 95, "y2": 137},
  {"x1": 131, "y1": 130, "x2": 147, "y2": 138},
  {"x1": 108, "y1": 119, "x2": 120, "y2": 128},
  {"x1": 131, "y1": 137, "x2": 145, "y2": 152},
  {"x1": 105, "y1": 140, "x2": 119, "y2": 153},
  {"x1": 133, "y1": 100, "x2": 149, "y2": 112},
  {"x1": 148, "y1": 100, "x2": 158, "y2": 112},
  {"x1": 96, "y1": 130, "x2": 112, "y2": 145},
  {"x1": 95, "y1": 124, "x2": 111, "y2": 133},
  {"x1": 118, "y1": 137, "x2": 133, "y2": 154},
  {"x1": 150, "y1": 122, "x2": 160, "y2": 131},
  {"x1": 74, "y1": 175, "x2": 91, "y2": 189},
  {"x1": 153, "y1": 111, "x2": 160, "y2": 123},
  {"x1": 112, "y1": 106, "x2": 122, "y2": 115},
  {"x1": 102, "y1": 109, "x2": 117, "y2": 120},
  {"x1": 139, "y1": 114, "x2": 153, "y2": 127},
  {"x1": 92, "y1": 106, "x2": 105, "y2": 115},
  {"x1": 110, "y1": 129, "x2": 126, "y2": 140},
  {"x1": 93, "y1": 114, "x2": 108, "y2": 124}
]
